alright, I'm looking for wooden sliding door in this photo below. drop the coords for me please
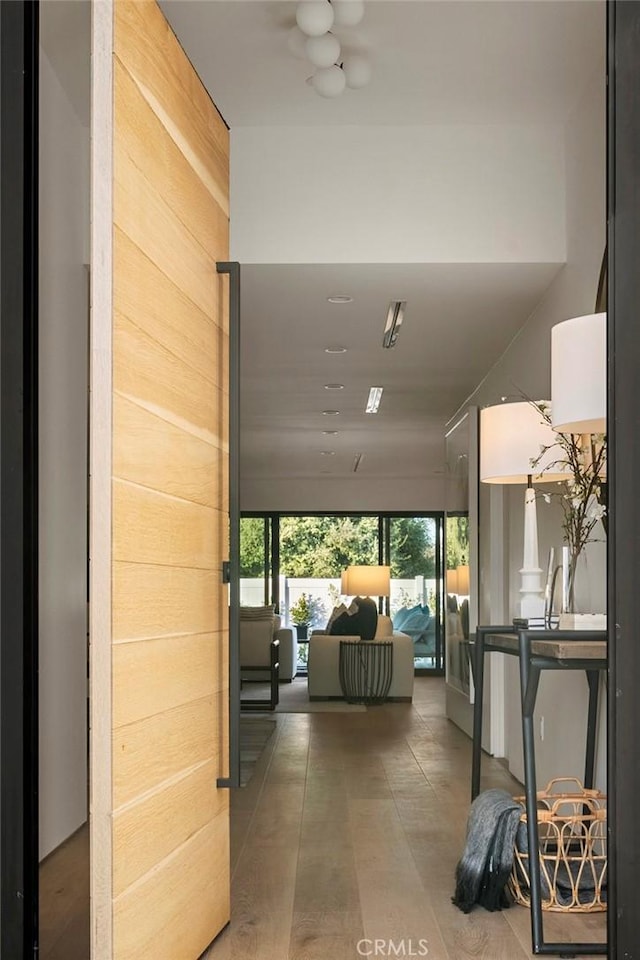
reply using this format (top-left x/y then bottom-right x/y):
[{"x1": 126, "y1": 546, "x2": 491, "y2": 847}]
[{"x1": 91, "y1": 2, "x2": 230, "y2": 957}]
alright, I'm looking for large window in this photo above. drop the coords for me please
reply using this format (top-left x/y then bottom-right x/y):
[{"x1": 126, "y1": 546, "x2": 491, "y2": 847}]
[
  {"x1": 388, "y1": 517, "x2": 442, "y2": 672},
  {"x1": 239, "y1": 513, "x2": 445, "y2": 674}
]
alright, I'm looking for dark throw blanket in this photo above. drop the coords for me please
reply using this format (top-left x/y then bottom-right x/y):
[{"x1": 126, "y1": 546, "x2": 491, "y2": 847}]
[{"x1": 452, "y1": 788, "x2": 524, "y2": 913}]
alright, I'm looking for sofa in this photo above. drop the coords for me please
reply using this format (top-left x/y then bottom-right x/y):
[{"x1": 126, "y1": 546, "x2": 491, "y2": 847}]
[{"x1": 307, "y1": 614, "x2": 414, "y2": 701}]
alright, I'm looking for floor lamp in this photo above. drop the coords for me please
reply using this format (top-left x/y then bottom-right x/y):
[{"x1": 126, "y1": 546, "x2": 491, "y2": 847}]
[{"x1": 480, "y1": 401, "x2": 567, "y2": 620}]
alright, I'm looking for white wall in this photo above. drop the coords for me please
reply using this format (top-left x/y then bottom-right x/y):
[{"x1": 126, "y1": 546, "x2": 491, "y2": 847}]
[
  {"x1": 241, "y1": 473, "x2": 445, "y2": 514},
  {"x1": 231, "y1": 124, "x2": 565, "y2": 264},
  {"x1": 39, "y1": 14, "x2": 90, "y2": 858},
  {"x1": 460, "y1": 64, "x2": 607, "y2": 789}
]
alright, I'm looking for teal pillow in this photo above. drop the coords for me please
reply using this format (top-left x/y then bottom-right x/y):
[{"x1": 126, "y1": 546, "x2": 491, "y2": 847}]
[
  {"x1": 394, "y1": 604, "x2": 424, "y2": 631},
  {"x1": 401, "y1": 604, "x2": 431, "y2": 632}
]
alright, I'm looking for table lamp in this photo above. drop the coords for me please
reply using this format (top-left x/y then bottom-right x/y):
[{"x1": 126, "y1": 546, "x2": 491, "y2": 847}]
[
  {"x1": 551, "y1": 312, "x2": 606, "y2": 435},
  {"x1": 341, "y1": 564, "x2": 391, "y2": 601},
  {"x1": 480, "y1": 401, "x2": 567, "y2": 619},
  {"x1": 446, "y1": 568, "x2": 459, "y2": 595}
]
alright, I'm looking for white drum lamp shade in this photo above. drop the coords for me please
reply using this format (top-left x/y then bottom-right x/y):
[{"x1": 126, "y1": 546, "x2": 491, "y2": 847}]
[
  {"x1": 551, "y1": 312, "x2": 606, "y2": 434},
  {"x1": 342, "y1": 565, "x2": 390, "y2": 597},
  {"x1": 480, "y1": 401, "x2": 567, "y2": 484}
]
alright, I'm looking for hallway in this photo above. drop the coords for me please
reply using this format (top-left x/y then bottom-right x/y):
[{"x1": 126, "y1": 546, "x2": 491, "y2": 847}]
[{"x1": 205, "y1": 678, "x2": 606, "y2": 960}]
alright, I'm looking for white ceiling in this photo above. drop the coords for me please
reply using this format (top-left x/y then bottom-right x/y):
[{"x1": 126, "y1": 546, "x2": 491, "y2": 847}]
[
  {"x1": 161, "y1": 0, "x2": 603, "y2": 126},
  {"x1": 160, "y1": 0, "x2": 604, "y2": 504},
  {"x1": 240, "y1": 262, "x2": 561, "y2": 480}
]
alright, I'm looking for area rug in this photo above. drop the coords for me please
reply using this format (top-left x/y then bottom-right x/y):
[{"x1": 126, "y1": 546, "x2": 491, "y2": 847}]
[
  {"x1": 241, "y1": 677, "x2": 366, "y2": 713},
  {"x1": 239, "y1": 716, "x2": 277, "y2": 786}
]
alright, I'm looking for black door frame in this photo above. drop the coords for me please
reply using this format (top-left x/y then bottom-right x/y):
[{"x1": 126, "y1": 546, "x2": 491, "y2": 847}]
[
  {"x1": 0, "y1": 1, "x2": 40, "y2": 957},
  {"x1": 606, "y1": 3, "x2": 640, "y2": 956},
  {"x1": 2, "y1": 2, "x2": 640, "y2": 957}
]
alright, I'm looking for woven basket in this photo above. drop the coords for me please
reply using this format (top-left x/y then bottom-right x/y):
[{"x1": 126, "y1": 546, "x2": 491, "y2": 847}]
[{"x1": 509, "y1": 777, "x2": 607, "y2": 913}]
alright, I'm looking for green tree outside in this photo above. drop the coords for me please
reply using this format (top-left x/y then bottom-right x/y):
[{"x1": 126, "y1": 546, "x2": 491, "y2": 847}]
[
  {"x1": 445, "y1": 514, "x2": 469, "y2": 570},
  {"x1": 240, "y1": 515, "x2": 441, "y2": 580},
  {"x1": 239, "y1": 516, "x2": 266, "y2": 577}
]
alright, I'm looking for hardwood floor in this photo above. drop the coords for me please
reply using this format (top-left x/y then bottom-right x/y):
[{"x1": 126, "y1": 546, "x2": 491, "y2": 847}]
[
  {"x1": 36, "y1": 678, "x2": 606, "y2": 959},
  {"x1": 39, "y1": 823, "x2": 90, "y2": 960},
  {"x1": 203, "y1": 676, "x2": 606, "y2": 960}
]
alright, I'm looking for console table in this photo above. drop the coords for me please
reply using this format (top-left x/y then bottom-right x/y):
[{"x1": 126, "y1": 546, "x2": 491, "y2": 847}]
[{"x1": 470, "y1": 626, "x2": 607, "y2": 957}]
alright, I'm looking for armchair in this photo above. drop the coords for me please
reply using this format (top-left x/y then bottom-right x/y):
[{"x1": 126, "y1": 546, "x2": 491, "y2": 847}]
[{"x1": 239, "y1": 608, "x2": 297, "y2": 682}]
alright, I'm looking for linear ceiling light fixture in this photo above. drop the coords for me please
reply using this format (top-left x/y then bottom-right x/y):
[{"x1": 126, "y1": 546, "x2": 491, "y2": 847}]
[
  {"x1": 325, "y1": 346, "x2": 347, "y2": 354},
  {"x1": 287, "y1": 2, "x2": 372, "y2": 100},
  {"x1": 365, "y1": 386, "x2": 383, "y2": 413},
  {"x1": 327, "y1": 295, "x2": 353, "y2": 303},
  {"x1": 382, "y1": 300, "x2": 406, "y2": 349}
]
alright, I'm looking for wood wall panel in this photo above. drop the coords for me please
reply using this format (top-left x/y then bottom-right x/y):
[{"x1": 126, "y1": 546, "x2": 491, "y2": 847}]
[
  {"x1": 114, "y1": 149, "x2": 219, "y2": 321},
  {"x1": 112, "y1": 562, "x2": 225, "y2": 641},
  {"x1": 114, "y1": 228, "x2": 227, "y2": 387},
  {"x1": 113, "y1": 393, "x2": 222, "y2": 508},
  {"x1": 113, "y1": 479, "x2": 221, "y2": 570},
  {"x1": 93, "y1": 1, "x2": 231, "y2": 955},
  {"x1": 113, "y1": 695, "x2": 222, "y2": 806},
  {"x1": 113, "y1": 813, "x2": 230, "y2": 960},
  {"x1": 113, "y1": 632, "x2": 224, "y2": 728},
  {"x1": 114, "y1": 1, "x2": 229, "y2": 213},
  {"x1": 115, "y1": 60, "x2": 227, "y2": 260},
  {"x1": 113, "y1": 313, "x2": 222, "y2": 441},
  {"x1": 112, "y1": 760, "x2": 225, "y2": 897}
]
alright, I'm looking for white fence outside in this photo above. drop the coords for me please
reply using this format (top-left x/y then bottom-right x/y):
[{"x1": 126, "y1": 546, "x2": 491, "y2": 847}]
[{"x1": 240, "y1": 576, "x2": 438, "y2": 629}]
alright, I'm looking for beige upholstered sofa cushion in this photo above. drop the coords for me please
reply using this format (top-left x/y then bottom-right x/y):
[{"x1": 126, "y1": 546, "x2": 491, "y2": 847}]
[{"x1": 307, "y1": 630, "x2": 414, "y2": 701}]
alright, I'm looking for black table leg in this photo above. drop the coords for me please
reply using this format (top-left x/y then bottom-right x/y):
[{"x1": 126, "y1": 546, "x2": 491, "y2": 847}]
[
  {"x1": 585, "y1": 670, "x2": 600, "y2": 790},
  {"x1": 519, "y1": 631, "x2": 546, "y2": 954},
  {"x1": 471, "y1": 630, "x2": 485, "y2": 801}
]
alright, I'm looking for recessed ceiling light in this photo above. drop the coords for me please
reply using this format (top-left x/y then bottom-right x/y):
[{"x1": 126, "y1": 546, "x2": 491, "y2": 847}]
[
  {"x1": 365, "y1": 386, "x2": 384, "y2": 414},
  {"x1": 322, "y1": 409, "x2": 340, "y2": 416},
  {"x1": 320, "y1": 450, "x2": 336, "y2": 456},
  {"x1": 327, "y1": 295, "x2": 353, "y2": 304},
  {"x1": 325, "y1": 346, "x2": 347, "y2": 354},
  {"x1": 322, "y1": 430, "x2": 339, "y2": 435},
  {"x1": 324, "y1": 383, "x2": 344, "y2": 390}
]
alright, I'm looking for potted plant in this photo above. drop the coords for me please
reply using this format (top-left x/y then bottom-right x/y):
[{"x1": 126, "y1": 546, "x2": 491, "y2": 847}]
[{"x1": 289, "y1": 593, "x2": 318, "y2": 639}]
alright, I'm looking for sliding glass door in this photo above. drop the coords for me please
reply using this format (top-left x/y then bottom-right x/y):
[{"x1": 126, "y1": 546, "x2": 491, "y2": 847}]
[
  {"x1": 387, "y1": 517, "x2": 444, "y2": 674},
  {"x1": 239, "y1": 512, "x2": 445, "y2": 674}
]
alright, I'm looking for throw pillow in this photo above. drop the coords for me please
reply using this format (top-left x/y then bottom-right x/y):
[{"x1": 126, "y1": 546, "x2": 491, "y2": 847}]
[
  {"x1": 326, "y1": 603, "x2": 348, "y2": 633},
  {"x1": 329, "y1": 596, "x2": 378, "y2": 641}
]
